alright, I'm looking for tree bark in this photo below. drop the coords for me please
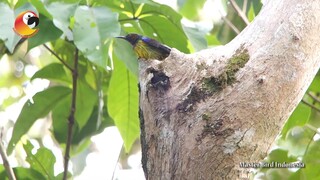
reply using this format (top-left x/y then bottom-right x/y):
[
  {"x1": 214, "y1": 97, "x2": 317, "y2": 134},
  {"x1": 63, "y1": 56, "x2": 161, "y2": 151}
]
[{"x1": 139, "y1": 0, "x2": 320, "y2": 179}]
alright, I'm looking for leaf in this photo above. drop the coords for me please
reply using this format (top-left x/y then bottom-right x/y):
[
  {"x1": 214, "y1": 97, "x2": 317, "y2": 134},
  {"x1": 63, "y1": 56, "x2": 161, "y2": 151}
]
[
  {"x1": 46, "y1": 2, "x2": 77, "y2": 40},
  {"x1": 308, "y1": 73, "x2": 320, "y2": 92},
  {"x1": 280, "y1": 102, "x2": 311, "y2": 140},
  {"x1": 52, "y1": 79, "x2": 98, "y2": 143},
  {"x1": 302, "y1": 139, "x2": 320, "y2": 179},
  {"x1": 0, "y1": 167, "x2": 46, "y2": 180},
  {"x1": 107, "y1": 57, "x2": 139, "y2": 152},
  {"x1": 73, "y1": 5, "x2": 121, "y2": 68},
  {"x1": 31, "y1": 63, "x2": 71, "y2": 84},
  {"x1": 139, "y1": 15, "x2": 189, "y2": 53},
  {"x1": 23, "y1": 141, "x2": 56, "y2": 180},
  {"x1": 28, "y1": 14, "x2": 63, "y2": 51},
  {"x1": 282, "y1": 126, "x2": 314, "y2": 157},
  {"x1": 76, "y1": 79, "x2": 99, "y2": 129},
  {"x1": 113, "y1": 39, "x2": 138, "y2": 76},
  {"x1": 178, "y1": 0, "x2": 206, "y2": 20},
  {"x1": 0, "y1": 3, "x2": 21, "y2": 53},
  {"x1": 182, "y1": 25, "x2": 207, "y2": 52},
  {"x1": 7, "y1": 86, "x2": 72, "y2": 154},
  {"x1": 29, "y1": 0, "x2": 52, "y2": 18}
]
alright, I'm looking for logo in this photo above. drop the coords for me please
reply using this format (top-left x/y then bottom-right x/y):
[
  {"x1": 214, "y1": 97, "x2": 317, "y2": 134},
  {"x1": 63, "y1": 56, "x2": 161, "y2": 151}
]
[{"x1": 13, "y1": 11, "x2": 39, "y2": 38}]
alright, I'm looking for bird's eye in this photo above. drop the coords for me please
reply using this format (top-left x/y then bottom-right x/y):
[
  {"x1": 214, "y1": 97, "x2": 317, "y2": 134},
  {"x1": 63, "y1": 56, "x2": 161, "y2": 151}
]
[{"x1": 22, "y1": 12, "x2": 35, "y2": 25}]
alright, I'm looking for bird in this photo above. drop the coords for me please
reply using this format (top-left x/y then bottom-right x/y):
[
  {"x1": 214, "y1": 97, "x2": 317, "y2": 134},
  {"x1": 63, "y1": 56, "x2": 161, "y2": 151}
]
[
  {"x1": 13, "y1": 11, "x2": 39, "y2": 38},
  {"x1": 116, "y1": 33, "x2": 171, "y2": 61}
]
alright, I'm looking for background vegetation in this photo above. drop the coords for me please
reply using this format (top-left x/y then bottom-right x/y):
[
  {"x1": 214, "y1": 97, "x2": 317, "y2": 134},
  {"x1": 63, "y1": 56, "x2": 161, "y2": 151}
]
[{"x1": 0, "y1": 0, "x2": 319, "y2": 179}]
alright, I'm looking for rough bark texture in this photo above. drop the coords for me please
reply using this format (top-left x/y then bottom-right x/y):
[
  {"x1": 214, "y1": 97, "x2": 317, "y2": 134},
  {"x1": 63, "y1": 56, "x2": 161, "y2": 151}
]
[{"x1": 139, "y1": 0, "x2": 320, "y2": 179}]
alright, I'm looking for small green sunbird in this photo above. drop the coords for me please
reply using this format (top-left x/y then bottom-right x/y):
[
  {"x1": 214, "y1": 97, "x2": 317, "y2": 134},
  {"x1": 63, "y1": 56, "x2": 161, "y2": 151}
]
[{"x1": 116, "y1": 33, "x2": 171, "y2": 61}]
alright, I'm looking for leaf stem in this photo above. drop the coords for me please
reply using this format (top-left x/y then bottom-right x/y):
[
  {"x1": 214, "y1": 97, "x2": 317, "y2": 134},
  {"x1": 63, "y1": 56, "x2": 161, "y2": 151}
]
[
  {"x1": 302, "y1": 99, "x2": 320, "y2": 113},
  {"x1": 0, "y1": 130, "x2": 16, "y2": 180},
  {"x1": 230, "y1": 0, "x2": 250, "y2": 25},
  {"x1": 43, "y1": 44, "x2": 74, "y2": 72},
  {"x1": 63, "y1": 48, "x2": 79, "y2": 180}
]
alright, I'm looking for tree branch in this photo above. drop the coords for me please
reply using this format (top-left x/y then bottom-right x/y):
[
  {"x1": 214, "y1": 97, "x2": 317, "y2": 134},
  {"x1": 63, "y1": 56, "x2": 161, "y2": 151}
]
[
  {"x1": 302, "y1": 99, "x2": 320, "y2": 113},
  {"x1": 229, "y1": 0, "x2": 250, "y2": 25},
  {"x1": 63, "y1": 48, "x2": 79, "y2": 180},
  {"x1": 0, "y1": 129, "x2": 16, "y2": 180},
  {"x1": 307, "y1": 91, "x2": 320, "y2": 104},
  {"x1": 221, "y1": 15, "x2": 240, "y2": 34},
  {"x1": 43, "y1": 44, "x2": 74, "y2": 72}
]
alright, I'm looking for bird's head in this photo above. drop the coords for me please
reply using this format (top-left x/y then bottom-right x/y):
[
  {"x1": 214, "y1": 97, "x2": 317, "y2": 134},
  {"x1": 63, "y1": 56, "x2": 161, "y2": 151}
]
[{"x1": 116, "y1": 33, "x2": 141, "y2": 46}]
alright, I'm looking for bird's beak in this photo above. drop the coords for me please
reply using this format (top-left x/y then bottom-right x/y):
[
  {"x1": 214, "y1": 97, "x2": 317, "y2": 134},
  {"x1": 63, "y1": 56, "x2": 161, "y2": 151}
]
[{"x1": 116, "y1": 36, "x2": 126, "y2": 39}]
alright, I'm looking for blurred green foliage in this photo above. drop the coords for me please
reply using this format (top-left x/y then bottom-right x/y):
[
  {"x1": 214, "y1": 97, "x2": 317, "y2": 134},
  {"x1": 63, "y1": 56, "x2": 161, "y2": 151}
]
[{"x1": 0, "y1": 0, "x2": 319, "y2": 179}]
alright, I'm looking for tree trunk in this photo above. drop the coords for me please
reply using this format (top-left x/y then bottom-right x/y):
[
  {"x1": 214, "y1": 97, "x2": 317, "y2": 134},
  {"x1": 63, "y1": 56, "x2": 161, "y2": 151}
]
[{"x1": 139, "y1": 0, "x2": 320, "y2": 179}]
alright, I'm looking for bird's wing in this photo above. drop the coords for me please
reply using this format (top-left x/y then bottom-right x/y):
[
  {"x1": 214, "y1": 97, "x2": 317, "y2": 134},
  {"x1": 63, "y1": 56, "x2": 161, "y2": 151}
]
[{"x1": 141, "y1": 36, "x2": 171, "y2": 54}]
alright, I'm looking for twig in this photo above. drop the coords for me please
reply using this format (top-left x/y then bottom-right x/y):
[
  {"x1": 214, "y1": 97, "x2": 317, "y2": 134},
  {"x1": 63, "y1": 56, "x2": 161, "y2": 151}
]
[
  {"x1": 306, "y1": 124, "x2": 320, "y2": 136},
  {"x1": 0, "y1": 129, "x2": 16, "y2": 180},
  {"x1": 62, "y1": 48, "x2": 79, "y2": 180},
  {"x1": 242, "y1": 0, "x2": 248, "y2": 14},
  {"x1": 43, "y1": 44, "x2": 74, "y2": 72},
  {"x1": 229, "y1": 0, "x2": 250, "y2": 25},
  {"x1": 302, "y1": 99, "x2": 320, "y2": 113},
  {"x1": 307, "y1": 92, "x2": 320, "y2": 104},
  {"x1": 221, "y1": 15, "x2": 240, "y2": 34}
]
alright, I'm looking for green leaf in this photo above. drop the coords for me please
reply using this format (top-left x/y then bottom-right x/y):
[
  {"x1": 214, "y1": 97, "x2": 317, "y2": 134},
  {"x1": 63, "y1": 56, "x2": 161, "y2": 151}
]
[
  {"x1": 302, "y1": 139, "x2": 320, "y2": 179},
  {"x1": 282, "y1": 126, "x2": 314, "y2": 157},
  {"x1": 46, "y1": 2, "x2": 77, "y2": 40},
  {"x1": 113, "y1": 39, "x2": 138, "y2": 76},
  {"x1": 139, "y1": 15, "x2": 189, "y2": 53},
  {"x1": 280, "y1": 102, "x2": 311, "y2": 140},
  {"x1": 182, "y1": 25, "x2": 207, "y2": 51},
  {"x1": 139, "y1": 3, "x2": 189, "y2": 53},
  {"x1": 73, "y1": 5, "x2": 121, "y2": 68},
  {"x1": 308, "y1": 73, "x2": 320, "y2": 92},
  {"x1": 29, "y1": 0, "x2": 52, "y2": 18},
  {"x1": 76, "y1": 79, "x2": 99, "y2": 129},
  {"x1": 107, "y1": 57, "x2": 139, "y2": 152},
  {"x1": 252, "y1": 0, "x2": 263, "y2": 16},
  {"x1": 23, "y1": 141, "x2": 56, "y2": 180},
  {"x1": 52, "y1": 79, "x2": 98, "y2": 143},
  {"x1": 0, "y1": 167, "x2": 46, "y2": 180},
  {"x1": 31, "y1": 63, "x2": 71, "y2": 84},
  {"x1": 0, "y1": 3, "x2": 21, "y2": 53},
  {"x1": 7, "y1": 86, "x2": 72, "y2": 154},
  {"x1": 178, "y1": 0, "x2": 206, "y2": 20},
  {"x1": 28, "y1": 14, "x2": 63, "y2": 51}
]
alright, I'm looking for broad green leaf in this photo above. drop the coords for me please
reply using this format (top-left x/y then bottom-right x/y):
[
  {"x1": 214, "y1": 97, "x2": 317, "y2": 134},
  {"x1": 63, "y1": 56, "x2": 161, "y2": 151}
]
[
  {"x1": 23, "y1": 141, "x2": 55, "y2": 180},
  {"x1": 76, "y1": 79, "x2": 98, "y2": 129},
  {"x1": 282, "y1": 126, "x2": 314, "y2": 157},
  {"x1": 252, "y1": 0, "x2": 263, "y2": 16},
  {"x1": 46, "y1": 2, "x2": 77, "y2": 40},
  {"x1": 113, "y1": 39, "x2": 138, "y2": 76},
  {"x1": 28, "y1": 14, "x2": 63, "y2": 51},
  {"x1": 178, "y1": 0, "x2": 206, "y2": 20},
  {"x1": 29, "y1": 0, "x2": 52, "y2": 18},
  {"x1": 31, "y1": 63, "x2": 71, "y2": 84},
  {"x1": 73, "y1": 5, "x2": 121, "y2": 68},
  {"x1": 280, "y1": 102, "x2": 311, "y2": 140},
  {"x1": 308, "y1": 73, "x2": 320, "y2": 92},
  {"x1": 52, "y1": 79, "x2": 98, "y2": 143},
  {"x1": 139, "y1": 15, "x2": 189, "y2": 53},
  {"x1": 0, "y1": 167, "x2": 46, "y2": 180},
  {"x1": 182, "y1": 25, "x2": 207, "y2": 52},
  {"x1": 302, "y1": 139, "x2": 320, "y2": 179},
  {"x1": 7, "y1": 86, "x2": 72, "y2": 154},
  {"x1": 107, "y1": 57, "x2": 139, "y2": 152},
  {"x1": 0, "y1": 3, "x2": 21, "y2": 53}
]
